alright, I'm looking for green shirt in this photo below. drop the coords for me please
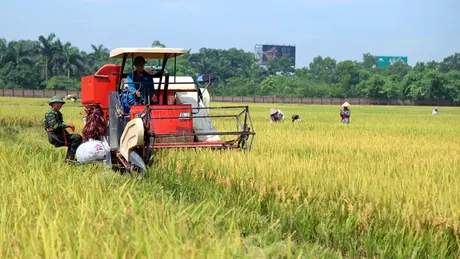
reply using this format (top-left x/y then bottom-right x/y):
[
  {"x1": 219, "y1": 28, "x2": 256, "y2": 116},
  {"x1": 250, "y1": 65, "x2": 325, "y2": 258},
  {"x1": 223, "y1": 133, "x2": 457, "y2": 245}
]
[{"x1": 44, "y1": 109, "x2": 67, "y2": 133}]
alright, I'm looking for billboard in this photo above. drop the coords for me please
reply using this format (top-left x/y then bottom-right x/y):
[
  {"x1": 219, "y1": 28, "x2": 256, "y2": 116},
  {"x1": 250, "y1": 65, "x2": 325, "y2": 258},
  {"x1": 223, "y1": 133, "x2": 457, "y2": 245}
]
[
  {"x1": 261, "y1": 45, "x2": 296, "y2": 66},
  {"x1": 376, "y1": 56, "x2": 408, "y2": 68}
]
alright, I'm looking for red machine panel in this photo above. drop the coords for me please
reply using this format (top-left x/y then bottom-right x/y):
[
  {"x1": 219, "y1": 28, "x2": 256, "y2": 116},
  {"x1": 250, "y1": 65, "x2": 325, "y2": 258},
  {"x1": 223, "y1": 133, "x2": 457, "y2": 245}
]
[
  {"x1": 81, "y1": 64, "x2": 120, "y2": 109},
  {"x1": 129, "y1": 105, "x2": 195, "y2": 143},
  {"x1": 81, "y1": 75, "x2": 117, "y2": 109}
]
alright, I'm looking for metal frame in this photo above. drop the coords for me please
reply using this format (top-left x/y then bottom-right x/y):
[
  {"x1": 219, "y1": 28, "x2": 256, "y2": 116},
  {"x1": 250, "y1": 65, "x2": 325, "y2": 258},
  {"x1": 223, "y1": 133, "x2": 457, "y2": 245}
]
[{"x1": 135, "y1": 105, "x2": 255, "y2": 152}]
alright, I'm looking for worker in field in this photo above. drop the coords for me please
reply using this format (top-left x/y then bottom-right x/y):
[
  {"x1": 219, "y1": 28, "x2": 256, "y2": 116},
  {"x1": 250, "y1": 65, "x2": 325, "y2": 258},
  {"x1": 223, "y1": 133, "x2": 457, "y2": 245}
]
[
  {"x1": 44, "y1": 96, "x2": 82, "y2": 163},
  {"x1": 126, "y1": 56, "x2": 155, "y2": 106},
  {"x1": 65, "y1": 94, "x2": 77, "y2": 103},
  {"x1": 292, "y1": 115, "x2": 302, "y2": 122},
  {"x1": 269, "y1": 108, "x2": 284, "y2": 123},
  {"x1": 340, "y1": 102, "x2": 351, "y2": 123},
  {"x1": 432, "y1": 107, "x2": 440, "y2": 115}
]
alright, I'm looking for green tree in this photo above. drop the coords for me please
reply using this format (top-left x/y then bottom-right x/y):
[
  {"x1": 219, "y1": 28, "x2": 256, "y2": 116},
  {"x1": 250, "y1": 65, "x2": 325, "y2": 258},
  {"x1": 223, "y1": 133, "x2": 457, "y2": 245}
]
[
  {"x1": 0, "y1": 32, "x2": 459, "y2": 100},
  {"x1": 151, "y1": 40, "x2": 166, "y2": 48},
  {"x1": 38, "y1": 33, "x2": 57, "y2": 81},
  {"x1": 439, "y1": 53, "x2": 460, "y2": 73},
  {"x1": 362, "y1": 53, "x2": 377, "y2": 69}
]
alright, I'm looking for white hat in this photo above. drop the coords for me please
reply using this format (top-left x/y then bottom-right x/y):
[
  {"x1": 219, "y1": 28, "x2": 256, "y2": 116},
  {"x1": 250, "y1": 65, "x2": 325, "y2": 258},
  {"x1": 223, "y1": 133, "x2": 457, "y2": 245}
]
[
  {"x1": 269, "y1": 108, "x2": 278, "y2": 115},
  {"x1": 342, "y1": 102, "x2": 350, "y2": 107}
]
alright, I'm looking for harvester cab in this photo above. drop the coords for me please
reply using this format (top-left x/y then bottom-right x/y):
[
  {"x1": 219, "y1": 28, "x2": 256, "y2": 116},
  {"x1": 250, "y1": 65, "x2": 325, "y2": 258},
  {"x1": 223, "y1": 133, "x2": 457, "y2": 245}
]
[{"x1": 80, "y1": 47, "x2": 255, "y2": 176}]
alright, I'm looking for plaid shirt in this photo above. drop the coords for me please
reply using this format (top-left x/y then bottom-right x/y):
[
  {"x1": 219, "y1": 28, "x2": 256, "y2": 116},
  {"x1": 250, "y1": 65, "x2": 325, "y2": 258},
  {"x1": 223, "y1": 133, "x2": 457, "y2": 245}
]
[{"x1": 44, "y1": 109, "x2": 67, "y2": 133}]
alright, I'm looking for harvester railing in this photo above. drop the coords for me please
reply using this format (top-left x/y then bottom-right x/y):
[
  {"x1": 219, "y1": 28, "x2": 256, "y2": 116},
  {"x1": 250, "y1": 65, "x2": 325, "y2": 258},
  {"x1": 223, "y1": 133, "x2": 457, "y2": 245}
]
[
  {"x1": 152, "y1": 132, "x2": 253, "y2": 137},
  {"x1": 141, "y1": 105, "x2": 255, "y2": 151}
]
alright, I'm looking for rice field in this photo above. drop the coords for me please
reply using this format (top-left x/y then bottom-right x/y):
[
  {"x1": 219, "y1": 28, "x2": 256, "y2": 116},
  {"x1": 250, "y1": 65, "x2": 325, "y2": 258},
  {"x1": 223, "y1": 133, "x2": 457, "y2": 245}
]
[{"x1": 0, "y1": 96, "x2": 459, "y2": 258}]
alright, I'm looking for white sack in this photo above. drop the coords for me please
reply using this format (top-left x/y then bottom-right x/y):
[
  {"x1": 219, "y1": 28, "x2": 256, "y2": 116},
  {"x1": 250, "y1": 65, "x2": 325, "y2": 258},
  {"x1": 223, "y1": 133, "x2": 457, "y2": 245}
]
[{"x1": 76, "y1": 138, "x2": 110, "y2": 163}]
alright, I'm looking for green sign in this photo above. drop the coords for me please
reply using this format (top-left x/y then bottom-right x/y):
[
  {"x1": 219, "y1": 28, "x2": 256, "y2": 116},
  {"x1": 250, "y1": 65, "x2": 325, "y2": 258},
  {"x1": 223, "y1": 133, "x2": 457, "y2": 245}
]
[{"x1": 376, "y1": 56, "x2": 408, "y2": 67}]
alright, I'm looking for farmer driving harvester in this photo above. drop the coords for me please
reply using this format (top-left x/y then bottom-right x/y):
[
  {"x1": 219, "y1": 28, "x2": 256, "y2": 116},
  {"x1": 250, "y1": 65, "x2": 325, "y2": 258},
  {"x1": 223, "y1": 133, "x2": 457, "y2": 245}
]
[
  {"x1": 126, "y1": 56, "x2": 155, "y2": 107},
  {"x1": 44, "y1": 96, "x2": 83, "y2": 163}
]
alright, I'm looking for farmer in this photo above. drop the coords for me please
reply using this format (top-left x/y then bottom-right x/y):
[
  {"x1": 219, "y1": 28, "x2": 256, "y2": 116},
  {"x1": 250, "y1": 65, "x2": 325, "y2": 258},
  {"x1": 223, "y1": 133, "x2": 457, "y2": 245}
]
[
  {"x1": 44, "y1": 96, "x2": 82, "y2": 163},
  {"x1": 269, "y1": 108, "x2": 284, "y2": 123},
  {"x1": 340, "y1": 102, "x2": 351, "y2": 123},
  {"x1": 432, "y1": 107, "x2": 440, "y2": 115},
  {"x1": 292, "y1": 115, "x2": 302, "y2": 122},
  {"x1": 126, "y1": 56, "x2": 155, "y2": 106},
  {"x1": 65, "y1": 94, "x2": 77, "y2": 103}
]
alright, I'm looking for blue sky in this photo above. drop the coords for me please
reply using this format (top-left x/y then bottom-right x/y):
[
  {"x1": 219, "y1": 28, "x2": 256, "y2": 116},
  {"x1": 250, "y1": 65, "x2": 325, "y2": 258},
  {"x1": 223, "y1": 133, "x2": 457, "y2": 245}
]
[{"x1": 1, "y1": 0, "x2": 458, "y2": 67}]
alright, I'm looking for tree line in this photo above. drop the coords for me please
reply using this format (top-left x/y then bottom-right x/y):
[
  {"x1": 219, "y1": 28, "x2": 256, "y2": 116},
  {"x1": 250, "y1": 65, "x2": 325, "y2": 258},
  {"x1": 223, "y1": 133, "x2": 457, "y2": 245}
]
[{"x1": 1, "y1": 33, "x2": 459, "y2": 101}]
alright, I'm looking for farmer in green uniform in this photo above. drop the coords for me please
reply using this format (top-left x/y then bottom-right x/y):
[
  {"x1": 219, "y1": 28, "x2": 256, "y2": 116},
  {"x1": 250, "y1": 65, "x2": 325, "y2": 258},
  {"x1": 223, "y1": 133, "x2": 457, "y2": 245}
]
[{"x1": 44, "y1": 96, "x2": 82, "y2": 163}]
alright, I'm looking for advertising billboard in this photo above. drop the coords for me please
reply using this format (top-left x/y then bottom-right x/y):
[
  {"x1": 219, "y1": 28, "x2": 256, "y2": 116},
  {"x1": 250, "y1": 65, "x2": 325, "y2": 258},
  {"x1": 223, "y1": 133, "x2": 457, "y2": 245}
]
[
  {"x1": 262, "y1": 45, "x2": 296, "y2": 66},
  {"x1": 376, "y1": 56, "x2": 408, "y2": 68}
]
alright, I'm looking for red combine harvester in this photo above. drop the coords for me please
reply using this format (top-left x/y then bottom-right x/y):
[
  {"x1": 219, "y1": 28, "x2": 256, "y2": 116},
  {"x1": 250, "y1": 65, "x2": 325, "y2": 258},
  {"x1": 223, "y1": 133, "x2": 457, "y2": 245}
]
[{"x1": 80, "y1": 48, "x2": 255, "y2": 176}]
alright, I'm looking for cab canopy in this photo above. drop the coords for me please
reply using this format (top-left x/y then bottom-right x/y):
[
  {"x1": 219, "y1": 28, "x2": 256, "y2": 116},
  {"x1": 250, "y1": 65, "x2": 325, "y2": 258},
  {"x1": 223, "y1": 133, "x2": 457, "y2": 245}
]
[{"x1": 109, "y1": 48, "x2": 186, "y2": 59}]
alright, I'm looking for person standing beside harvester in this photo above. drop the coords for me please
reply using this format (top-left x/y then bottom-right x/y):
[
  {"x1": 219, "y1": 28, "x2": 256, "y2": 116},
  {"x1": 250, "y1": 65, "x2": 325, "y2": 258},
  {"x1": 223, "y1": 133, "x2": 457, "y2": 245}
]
[
  {"x1": 340, "y1": 102, "x2": 351, "y2": 123},
  {"x1": 44, "y1": 96, "x2": 82, "y2": 163}
]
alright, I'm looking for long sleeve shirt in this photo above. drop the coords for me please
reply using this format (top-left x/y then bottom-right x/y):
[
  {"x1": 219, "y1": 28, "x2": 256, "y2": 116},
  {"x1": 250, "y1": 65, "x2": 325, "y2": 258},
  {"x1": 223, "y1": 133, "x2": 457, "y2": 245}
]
[
  {"x1": 270, "y1": 110, "x2": 284, "y2": 122},
  {"x1": 126, "y1": 71, "x2": 154, "y2": 105},
  {"x1": 44, "y1": 109, "x2": 67, "y2": 133},
  {"x1": 341, "y1": 110, "x2": 350, "y2": 118}
]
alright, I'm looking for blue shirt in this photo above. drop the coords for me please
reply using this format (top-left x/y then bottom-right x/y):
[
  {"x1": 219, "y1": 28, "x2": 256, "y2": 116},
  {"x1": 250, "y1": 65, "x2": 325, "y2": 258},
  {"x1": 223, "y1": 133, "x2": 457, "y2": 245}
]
[{"x1": 126, "y1": 70, "x2": 154, "y2": 105}]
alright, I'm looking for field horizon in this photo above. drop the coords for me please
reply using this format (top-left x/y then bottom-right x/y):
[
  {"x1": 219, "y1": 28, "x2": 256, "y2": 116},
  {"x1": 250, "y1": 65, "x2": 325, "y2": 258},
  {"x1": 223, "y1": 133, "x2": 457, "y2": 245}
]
[{"x1": 0, "y1": 96, "x2": 459, "y2": 258}]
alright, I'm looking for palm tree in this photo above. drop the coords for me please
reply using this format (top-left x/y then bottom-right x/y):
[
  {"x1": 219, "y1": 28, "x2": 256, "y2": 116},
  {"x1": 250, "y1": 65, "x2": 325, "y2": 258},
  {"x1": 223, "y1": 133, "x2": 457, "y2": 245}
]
[
  {"x1": 38, "y1": 33, "x2": 57, "y2": 81},
  {"x1": 91, "y1": 44, "x2": 109, "y2": 63},
  {"x1": 1, "y1": 40, "x2": 36, "y2": 87},
  {"x1": 79, "y1": 50, "x2": 94, "y2": 76},
  {"x1": 0, "y1": 38, "x2": 7, "y2": 67},
  {"x1": 4, "y1": 40, "x2": 35, "y2": 66},
  {"x1": 62, "y1": 42, "x2": 84, "y2": 78},
  {"x1": 50, "y1": 39, "x2": 64, "y2": 76}
]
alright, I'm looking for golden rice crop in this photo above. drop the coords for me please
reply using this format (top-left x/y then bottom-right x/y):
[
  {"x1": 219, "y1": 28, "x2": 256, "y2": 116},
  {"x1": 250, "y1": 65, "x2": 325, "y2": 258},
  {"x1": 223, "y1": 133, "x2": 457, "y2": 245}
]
[{"x1": 0, "y1": 96, "x2": 459, "y2": 258}]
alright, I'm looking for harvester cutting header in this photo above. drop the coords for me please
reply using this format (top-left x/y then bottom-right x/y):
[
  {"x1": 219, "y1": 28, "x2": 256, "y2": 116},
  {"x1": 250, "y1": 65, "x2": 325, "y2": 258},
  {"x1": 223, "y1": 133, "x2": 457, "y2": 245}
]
[{"x1": 80, "y1": 47, "x2": 256, "y2": 176}]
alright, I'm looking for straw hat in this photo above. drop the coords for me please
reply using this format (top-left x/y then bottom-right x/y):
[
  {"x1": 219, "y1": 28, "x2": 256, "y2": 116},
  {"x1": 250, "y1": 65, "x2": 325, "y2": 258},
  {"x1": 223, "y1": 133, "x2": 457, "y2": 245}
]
[
  {"x1": 342, "y1": 102, "x2": 350, "y2": 107},
  {"x1": 269, "y1": 108, "x2": 278, "y2": 115}
]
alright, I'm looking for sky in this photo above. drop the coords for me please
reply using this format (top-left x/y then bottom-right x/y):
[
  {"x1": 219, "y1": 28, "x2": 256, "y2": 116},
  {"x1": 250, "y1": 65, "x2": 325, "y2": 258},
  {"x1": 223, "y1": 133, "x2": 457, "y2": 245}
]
[{"x1": 0, "y1": 0, "x2": 459, "y2": 67}]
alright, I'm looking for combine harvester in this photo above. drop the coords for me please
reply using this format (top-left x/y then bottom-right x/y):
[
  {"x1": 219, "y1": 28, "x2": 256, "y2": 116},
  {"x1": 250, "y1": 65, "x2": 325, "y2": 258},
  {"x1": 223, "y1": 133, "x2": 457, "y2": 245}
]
[{"x1": 80, "y1": 47, "x2": 255, "y2": 176}]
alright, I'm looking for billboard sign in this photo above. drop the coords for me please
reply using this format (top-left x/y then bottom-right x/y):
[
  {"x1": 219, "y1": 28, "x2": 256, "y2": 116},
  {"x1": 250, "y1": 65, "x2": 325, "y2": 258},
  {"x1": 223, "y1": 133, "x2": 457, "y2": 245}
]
[
  {"x1": 376, "y1": 56, "x2": 408, "y2": 67},
  {"x1": 262, "y1": 45, "x2": 296, "y2": 66}
]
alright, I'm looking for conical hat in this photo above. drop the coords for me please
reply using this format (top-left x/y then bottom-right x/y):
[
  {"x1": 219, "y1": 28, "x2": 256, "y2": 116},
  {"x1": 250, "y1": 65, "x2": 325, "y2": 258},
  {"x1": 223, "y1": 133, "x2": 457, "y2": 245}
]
[
  {"x1": 342, "y1": 102, "x2": 350, "y2": 107},
  {"x1": 269, "y1": 108, "x2": 278, "y2": 115}
]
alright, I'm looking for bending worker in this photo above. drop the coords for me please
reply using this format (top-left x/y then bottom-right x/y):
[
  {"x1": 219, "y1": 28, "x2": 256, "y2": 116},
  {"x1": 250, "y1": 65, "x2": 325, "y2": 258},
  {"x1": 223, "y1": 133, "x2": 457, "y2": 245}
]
[
  {"x1": 127, "y1": 56, "x2": 155, "y2": 106},
  {"x1": 340, "y1": 102, "x2": 351, "y2": 123},
  {"x1": 44, "y1": 96, "x2": 82, "y2": 163},
  {"x1": 269, "y1": 108, "x2": 284, "y2": 123}
]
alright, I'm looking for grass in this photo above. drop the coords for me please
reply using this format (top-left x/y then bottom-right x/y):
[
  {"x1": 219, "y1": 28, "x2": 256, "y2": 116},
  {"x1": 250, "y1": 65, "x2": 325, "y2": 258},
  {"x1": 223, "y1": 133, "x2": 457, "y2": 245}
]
[{"x1": 0, "y1": 96, "x2": 459, "y2": 258}]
